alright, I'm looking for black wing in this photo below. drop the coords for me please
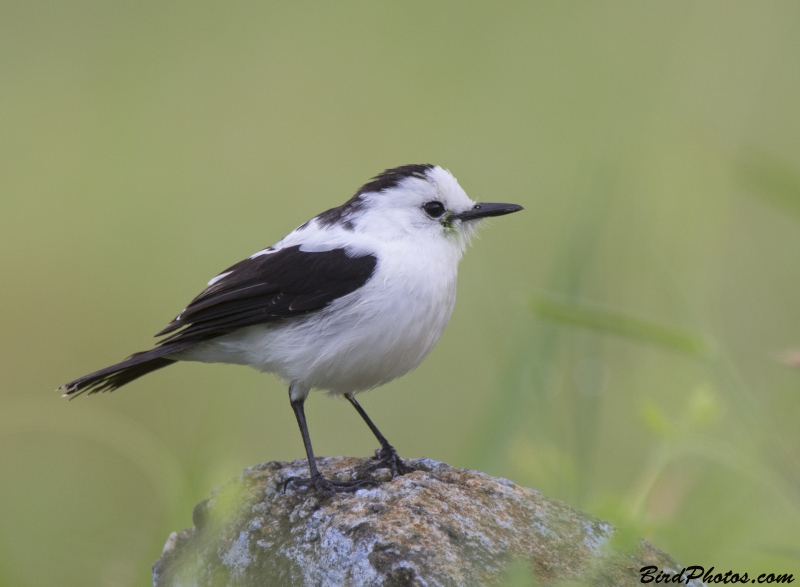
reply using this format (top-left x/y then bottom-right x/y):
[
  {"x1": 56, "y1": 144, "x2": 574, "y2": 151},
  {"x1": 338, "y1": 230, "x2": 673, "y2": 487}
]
[
  {"x1": 155, "y1": 245, "x2": 377, "y2": 345},
  {"x1": 59, "y1": 245, "x2": 376, "y2": 398}
]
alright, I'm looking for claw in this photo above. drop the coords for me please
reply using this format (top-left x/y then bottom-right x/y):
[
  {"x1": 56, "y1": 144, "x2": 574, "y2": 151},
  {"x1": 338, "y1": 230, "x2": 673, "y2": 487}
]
[{"x1": 367, "y1": 446, "x2": 415, "y2": 478}]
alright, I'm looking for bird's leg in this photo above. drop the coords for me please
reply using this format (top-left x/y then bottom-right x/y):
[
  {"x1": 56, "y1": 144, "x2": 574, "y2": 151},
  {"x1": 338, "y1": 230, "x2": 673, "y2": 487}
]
[
  {"x1": 345, "y1": 393, "x2": 415, "y2": 478},
  {"x1": 283, "y1": 390, "x2": 375, "y2": 496}
]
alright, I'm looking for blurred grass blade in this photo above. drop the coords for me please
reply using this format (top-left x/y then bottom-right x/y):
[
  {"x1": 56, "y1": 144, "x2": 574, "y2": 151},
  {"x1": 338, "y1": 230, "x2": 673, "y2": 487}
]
[
  {"x1": 735, "y1": 151, "x2": 800, "y2": 218},
  {"x1": 531, "y1": 293, "x2": 710, "y2": 357},
  {"x1": 753, "y1": 545, "x2": 800, "y2": 562},
  {"x1": 465, "y1": 162, "x2": 617, "y2": 473}
]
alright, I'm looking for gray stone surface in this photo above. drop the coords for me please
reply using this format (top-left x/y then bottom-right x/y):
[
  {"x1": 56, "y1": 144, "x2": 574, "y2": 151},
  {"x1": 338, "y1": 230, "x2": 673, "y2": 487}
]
[{"x1": 153, "y1": 457, "x2": 690, "y2": 587}]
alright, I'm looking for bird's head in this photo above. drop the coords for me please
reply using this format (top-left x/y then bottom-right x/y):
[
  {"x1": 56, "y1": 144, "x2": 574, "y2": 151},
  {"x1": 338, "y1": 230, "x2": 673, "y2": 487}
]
[{"x1": 318, "y1": 164, "x2": 523, "y2": 250}]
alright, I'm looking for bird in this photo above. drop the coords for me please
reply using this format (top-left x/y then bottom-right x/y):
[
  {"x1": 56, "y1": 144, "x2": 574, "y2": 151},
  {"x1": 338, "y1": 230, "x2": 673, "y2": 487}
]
[{"x1": 59, "y1": 164, "x2": 523, "y2": 495}]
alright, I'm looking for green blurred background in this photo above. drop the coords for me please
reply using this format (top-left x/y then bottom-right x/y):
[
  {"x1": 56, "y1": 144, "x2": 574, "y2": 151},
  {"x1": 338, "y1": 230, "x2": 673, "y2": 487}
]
[{"x1": 2, "y1": 1, "x2": 800, "y2": 585}]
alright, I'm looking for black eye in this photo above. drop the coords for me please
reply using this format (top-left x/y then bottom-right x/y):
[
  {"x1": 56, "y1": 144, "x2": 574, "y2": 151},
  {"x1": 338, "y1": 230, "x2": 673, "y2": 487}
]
[{"x1": 423, "y1": 201, "x2": 446, "y2": 218}]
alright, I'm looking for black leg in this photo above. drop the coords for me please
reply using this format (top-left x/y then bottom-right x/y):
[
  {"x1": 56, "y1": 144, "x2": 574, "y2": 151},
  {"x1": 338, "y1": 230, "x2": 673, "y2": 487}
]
[
  {"x1": 284, "y1": 392, "x2": 376, "y2": 496},
  {"x1": 345, "y1": 393, "x2": 415, "y2": 478}
]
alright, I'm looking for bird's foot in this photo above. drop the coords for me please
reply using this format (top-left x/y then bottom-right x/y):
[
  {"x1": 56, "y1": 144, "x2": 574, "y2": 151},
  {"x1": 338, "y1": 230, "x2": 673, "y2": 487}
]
[
  {"x1": 367, "y1": 445, "x2": 416, "y2": 478},
  {"x1": 283, "y1": 473, "x2": 376, "y2": 496}
]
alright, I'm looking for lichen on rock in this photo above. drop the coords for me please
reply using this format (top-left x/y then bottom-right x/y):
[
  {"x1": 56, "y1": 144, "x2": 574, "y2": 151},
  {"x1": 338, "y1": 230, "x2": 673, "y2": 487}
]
[{"x1": 153, "y1": 457, "x2": 692, "y2": 587}]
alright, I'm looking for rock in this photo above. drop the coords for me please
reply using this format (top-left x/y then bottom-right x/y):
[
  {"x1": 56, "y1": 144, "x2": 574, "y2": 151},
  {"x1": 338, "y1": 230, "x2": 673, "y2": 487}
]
[{"x1": 153, "y1": 457, "x2": 691, "y2": 587}]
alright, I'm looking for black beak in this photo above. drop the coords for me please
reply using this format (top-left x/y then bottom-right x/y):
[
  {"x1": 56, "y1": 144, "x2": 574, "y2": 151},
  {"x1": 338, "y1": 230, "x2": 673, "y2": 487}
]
[{"x1": 452, "y1": 202, "x2": 524, "y2": 222}]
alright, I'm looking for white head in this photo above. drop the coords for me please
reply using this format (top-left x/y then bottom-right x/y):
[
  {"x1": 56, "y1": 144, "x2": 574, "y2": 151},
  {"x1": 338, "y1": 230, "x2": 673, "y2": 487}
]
[{"x1": 314, "y1": 164, "x2": 523, "y2": 252}]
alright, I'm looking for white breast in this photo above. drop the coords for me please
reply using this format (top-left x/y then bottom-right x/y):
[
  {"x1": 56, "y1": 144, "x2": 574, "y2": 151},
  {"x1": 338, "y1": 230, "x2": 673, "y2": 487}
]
[{"x1": 185, "y1": 237, "x2": 462, "y2": 396}]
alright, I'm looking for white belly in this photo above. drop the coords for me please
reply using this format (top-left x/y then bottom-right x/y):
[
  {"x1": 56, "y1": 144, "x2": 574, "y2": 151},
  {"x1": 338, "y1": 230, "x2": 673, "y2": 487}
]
[{"x1": 180, "y1": 243, "x2": 459, "y2": 395}]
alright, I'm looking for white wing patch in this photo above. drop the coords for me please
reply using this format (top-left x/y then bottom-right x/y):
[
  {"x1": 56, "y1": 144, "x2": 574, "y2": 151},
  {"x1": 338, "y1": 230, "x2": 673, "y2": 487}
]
[
  {"x1": 207, "y1": 271, "x2": 232, "y2": 286},
  {"x1": 249, "y1": 247, "x2": 277, "y2": 259},
  {"x1": 243, "y1": 215, "x2": 373, "y2": 264}
]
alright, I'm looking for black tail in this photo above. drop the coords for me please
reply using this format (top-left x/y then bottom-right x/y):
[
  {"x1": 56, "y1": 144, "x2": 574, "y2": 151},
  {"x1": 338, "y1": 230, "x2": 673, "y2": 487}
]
[{"x1": 59, "y1": 342, "x2": 196, "y2": 399}]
